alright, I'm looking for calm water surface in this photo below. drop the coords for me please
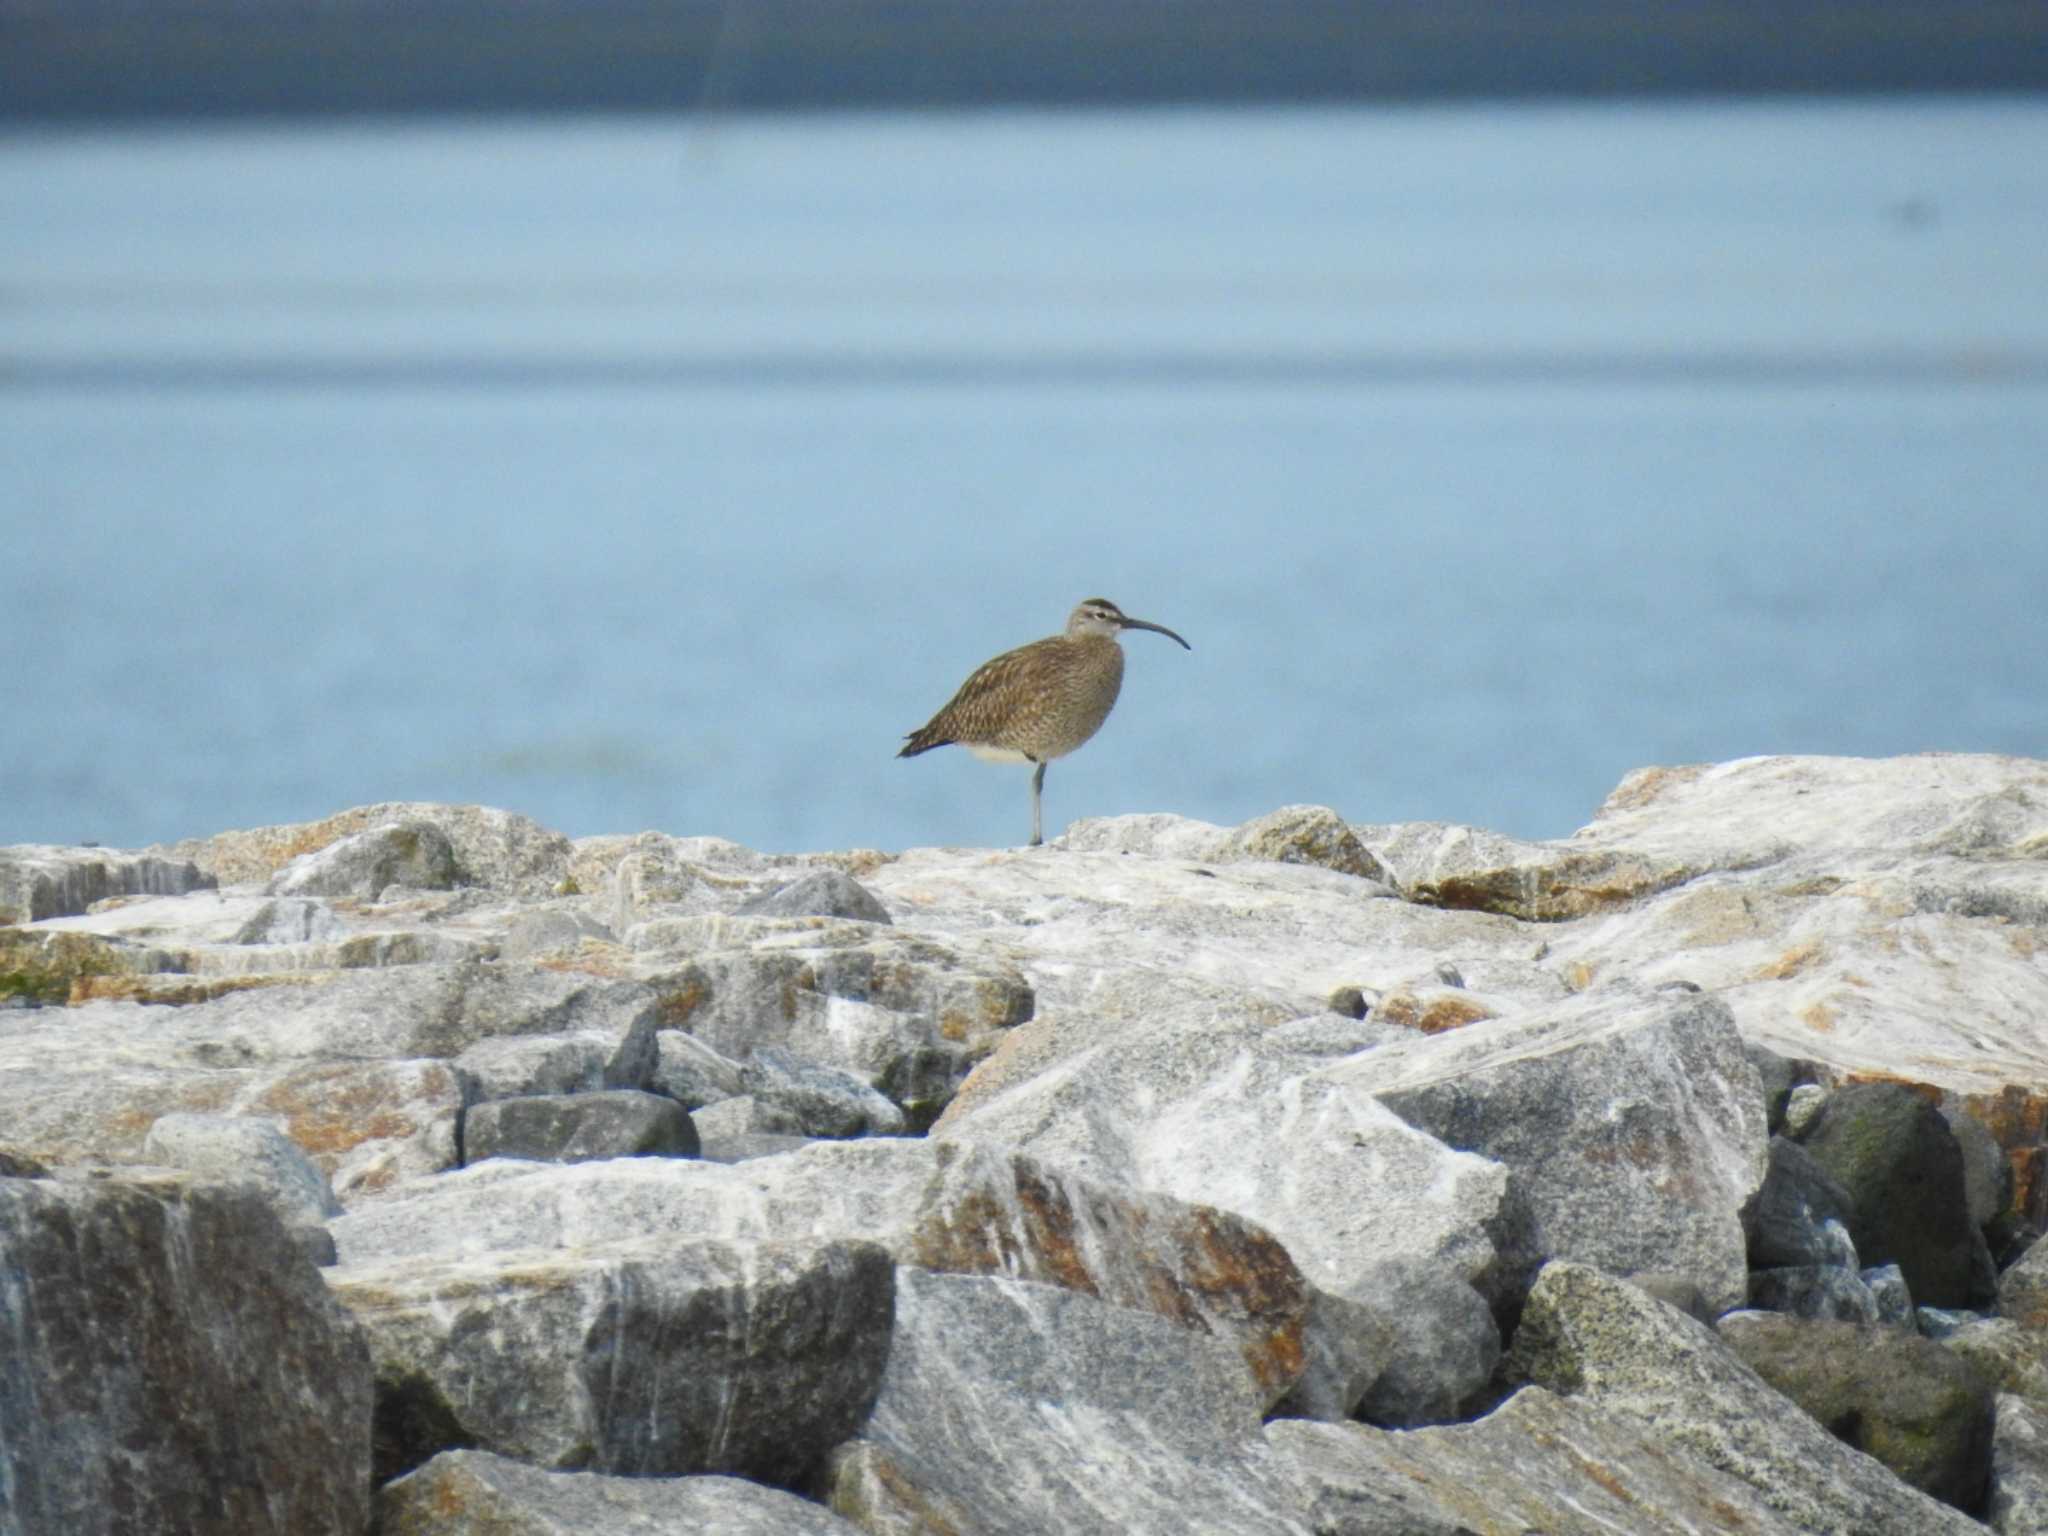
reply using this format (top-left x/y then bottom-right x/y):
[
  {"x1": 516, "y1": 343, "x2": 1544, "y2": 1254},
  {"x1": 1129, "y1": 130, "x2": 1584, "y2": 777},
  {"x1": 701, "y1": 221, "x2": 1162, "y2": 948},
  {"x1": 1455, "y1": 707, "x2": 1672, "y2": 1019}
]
[{"x1": 4, "y1": 100, "x2": 2045, "y2": 852}]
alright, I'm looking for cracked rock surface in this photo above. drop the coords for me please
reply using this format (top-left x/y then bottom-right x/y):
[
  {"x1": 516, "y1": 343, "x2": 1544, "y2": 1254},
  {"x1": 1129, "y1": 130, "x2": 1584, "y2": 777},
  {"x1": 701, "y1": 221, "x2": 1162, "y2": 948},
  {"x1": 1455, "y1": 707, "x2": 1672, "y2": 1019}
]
[{"x1": 4, "y1": 752, "x2": 2047, "y2": 1533}]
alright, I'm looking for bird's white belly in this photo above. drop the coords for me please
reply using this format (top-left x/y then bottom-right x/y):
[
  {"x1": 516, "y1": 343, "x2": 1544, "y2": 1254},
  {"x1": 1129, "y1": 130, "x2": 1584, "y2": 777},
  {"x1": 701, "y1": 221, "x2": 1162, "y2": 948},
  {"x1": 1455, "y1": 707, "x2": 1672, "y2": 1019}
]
[{"x1": 965, "y1": 744, "x2": 1036, "y2": 765}]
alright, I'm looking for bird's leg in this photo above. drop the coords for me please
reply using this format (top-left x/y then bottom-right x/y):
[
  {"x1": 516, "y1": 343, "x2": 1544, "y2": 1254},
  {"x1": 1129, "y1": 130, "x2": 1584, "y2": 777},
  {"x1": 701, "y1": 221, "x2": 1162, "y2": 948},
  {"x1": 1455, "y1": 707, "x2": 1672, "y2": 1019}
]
[{"x1": 1029, "y1": 760, "x2": 1047, "y2": 847}]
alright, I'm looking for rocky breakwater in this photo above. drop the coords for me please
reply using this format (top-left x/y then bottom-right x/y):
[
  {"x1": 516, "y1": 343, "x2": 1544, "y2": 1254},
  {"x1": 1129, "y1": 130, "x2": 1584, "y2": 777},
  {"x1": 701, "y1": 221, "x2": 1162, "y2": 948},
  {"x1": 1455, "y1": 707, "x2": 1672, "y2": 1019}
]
[{"x1": 2, "y1": 752, "x2": 2047, "y2": 1535}]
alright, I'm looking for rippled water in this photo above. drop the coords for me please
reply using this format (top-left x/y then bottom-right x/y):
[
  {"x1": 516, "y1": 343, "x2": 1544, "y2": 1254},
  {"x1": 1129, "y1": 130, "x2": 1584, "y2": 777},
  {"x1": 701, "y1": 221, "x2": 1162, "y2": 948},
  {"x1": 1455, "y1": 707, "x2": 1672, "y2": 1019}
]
[{"x1": 4, "y1": 99, "x2": 2045, "y2": 852}]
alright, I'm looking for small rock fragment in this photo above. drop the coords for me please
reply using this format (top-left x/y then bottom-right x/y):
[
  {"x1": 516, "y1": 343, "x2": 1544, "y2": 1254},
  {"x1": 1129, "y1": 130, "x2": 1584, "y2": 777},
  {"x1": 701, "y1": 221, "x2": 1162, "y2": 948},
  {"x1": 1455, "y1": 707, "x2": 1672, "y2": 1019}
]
[{"x1": 464, "y1": 1090, "x2": 698, "y2": 1165}]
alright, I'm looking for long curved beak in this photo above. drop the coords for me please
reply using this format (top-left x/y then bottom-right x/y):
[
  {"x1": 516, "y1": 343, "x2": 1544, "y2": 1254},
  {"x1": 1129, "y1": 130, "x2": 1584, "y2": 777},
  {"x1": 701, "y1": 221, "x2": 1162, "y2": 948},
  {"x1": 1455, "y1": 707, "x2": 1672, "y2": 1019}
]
[{"x1": 1117, "y1": 615, "x2": 1192, "y2": 650}]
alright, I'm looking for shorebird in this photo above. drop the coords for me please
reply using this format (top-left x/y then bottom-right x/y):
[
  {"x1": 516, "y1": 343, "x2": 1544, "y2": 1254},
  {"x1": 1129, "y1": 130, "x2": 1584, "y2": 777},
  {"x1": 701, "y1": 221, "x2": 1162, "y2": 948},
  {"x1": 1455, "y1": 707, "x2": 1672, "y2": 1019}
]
[{"x1": 898, "y1": 597, "x2": 1191, "y2": 847}]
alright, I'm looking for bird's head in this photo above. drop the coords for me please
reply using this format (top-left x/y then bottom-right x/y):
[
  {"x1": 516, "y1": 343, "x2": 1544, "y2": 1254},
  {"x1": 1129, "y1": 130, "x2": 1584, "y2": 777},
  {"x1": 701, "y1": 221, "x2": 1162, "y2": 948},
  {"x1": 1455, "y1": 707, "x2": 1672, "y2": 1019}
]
[{"x1": 1067, "y1": 597, "x2": 1191, "y2": 650}]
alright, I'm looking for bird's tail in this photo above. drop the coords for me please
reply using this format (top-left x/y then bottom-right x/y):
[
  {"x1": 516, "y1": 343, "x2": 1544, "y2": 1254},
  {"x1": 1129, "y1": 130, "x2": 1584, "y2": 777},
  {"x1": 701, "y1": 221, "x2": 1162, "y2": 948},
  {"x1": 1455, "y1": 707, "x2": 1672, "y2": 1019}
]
[{"x1": 897, "y1": 726, "x2": 951, "y2": 759}]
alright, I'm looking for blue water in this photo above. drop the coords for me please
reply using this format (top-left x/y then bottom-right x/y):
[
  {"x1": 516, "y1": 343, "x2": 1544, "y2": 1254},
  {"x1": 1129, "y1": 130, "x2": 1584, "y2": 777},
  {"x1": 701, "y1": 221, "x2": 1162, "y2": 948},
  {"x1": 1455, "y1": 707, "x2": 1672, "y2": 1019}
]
[{"x1": 4, "y1": 101, "x2": 2046, "y2": 853}]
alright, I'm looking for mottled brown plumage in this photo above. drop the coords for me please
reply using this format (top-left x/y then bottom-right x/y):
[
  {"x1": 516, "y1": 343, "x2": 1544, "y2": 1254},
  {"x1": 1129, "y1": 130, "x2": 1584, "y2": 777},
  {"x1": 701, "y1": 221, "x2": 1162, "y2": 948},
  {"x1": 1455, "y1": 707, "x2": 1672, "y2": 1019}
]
[{"x1": 899, "y1": 597, "x2": 1191, "y2": 846}]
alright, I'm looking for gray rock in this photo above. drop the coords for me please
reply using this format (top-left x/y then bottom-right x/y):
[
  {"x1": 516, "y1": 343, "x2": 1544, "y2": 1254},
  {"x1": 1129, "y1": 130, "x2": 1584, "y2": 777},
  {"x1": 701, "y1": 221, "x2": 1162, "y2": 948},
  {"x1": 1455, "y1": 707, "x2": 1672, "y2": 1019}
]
[
  {"x1": 267, "y1": 1056, "x2": 472, "y2": 1202},
  {"x1": 497, "y1": 907, "x2": 615, "y2": 961},
  {"x1": 1554, "y1": 777, "x2": 2048, "y2": 1041},
  {"x1": 331, "y1": 1139, "x2": 1323, "y2": 1413},
  {"x1": 1784, "y1": 1082, "x2": 1829, "y2": 1136},
  {"x1": 1540, "y1": 752, "x2": 2048, "y2": 867},
  {"x1": 696, "y1": 1129, "x2": 817, "y2": 1164},
  {"x1": 0, "y1": 1145, "x2": 50, "y2": 1177},
  {"x1": 1327, "y1": 984, "x2": 1369, "y2": 1019},
  {"x1": 258, "y1": 1056, "x2": 472, "y2": 1202},
  {"x1": 1747, "y1": 1134, "x2": 1860, "y2": 1269},
  {"x1": 687, "y1": 1095, "x2": 803, "y2": 1145},
  {"x1": 1359, "y1": 818, "x2": 1690, "y2": 922},
  {"x1": 0, "y1": 1167, "x2": 373, "y2": 1534},
  {"x1": 4, "y1": 963, "x2": 664, "y2": 1074},
  {"x1": 1746, "y1": 1041, "x2": 1813, "y2": 1133},
  {"x1": 1748, "y1": 1266, "x2": 1882, "y2": 1323},
  {"x1": 1216, "y1": 803, "x2": 1393, "y2": 883},
  {"x1": 0, "y1": 843, "x2": 214, "y2": 924},
  {"x1": 1057, "y1": 805, "x2": 1394, "y2": 888},
  {"x1": 638, "y1": 929, "x2": 1033, "y2": 1128},
  {"x1": 1918, "y1": 1318, "x2": 2048, "y2": 1406},
  {"x1": 1507, "y1": 1261, "x2": 1983, "y2": 1534},
  {"x1": 920, "y1": 813, "x2": 1555, "y2": 1044},
  {"x1": 938, "y1": 1004, "x2": 1510, "y2": 1327},
  {"x1": 740, "y1": 1046, "x2": 907, "y2": 1138},
  {"x1": 1945, "y1": 1104, "x2": 2015, "y2": 1230},
  {"x1": 331, "y1": 1236, "x2": 893, "y2": 1486},
  {"x1": 736, "y1": 869, "x2": 893, "y2": 924},
  {"x1": 1801, "y1": 1081, "x2": 1996, "y2": 1308},
  {"x1": 1913, "y1": 870, "x2": 2048, "y2": 926},
  {"x1": 582, "y1": 830, "x2": 779, "y2": 929},
  {"x1": 1355, "y1": 1257, "x2": 1501, "y2": 1429},
  {"x1": 0, "y1": 923, "x2": 184, "y2": 1005},
  {"x1": 650, "y1": 1028, "x2": 749, "y2": 1110},
  {"x1": 1360, "y1": 988, "x2": 1767, "y2": 1314},
  {"x1": 0, "y1": 1016, "x2": 470, "y2": 1204},
  {"x1": 1918, "y1": 1307, "x2": 1984, "y2": 1339},
  {"x1": 453, "y1": 1033, "x2": 623, "y2": 1103},
  {"x1": 8, "y1": 767, "x2": 2047, "y2": 1536},
  {"x1": 1624, "y1": 1268, "x2": 1713, "y2": 1322},
  {"x1": 228, "y1": 896, "x2": 347, "y2": 945},
  {"x1": 1274, "y1": 1286, "x2": 1397, "y2": 1422},
  {"x1": 140, "y1": 1111, "x2": 343, "y2": 1231},
  {"x1": 1716, "y1": 1310, "x2": 1994, "y2": 1512},
  {"x1": 454, "y1": 1019, "x2": 660, "y2": 1102},
  {"x1": 378, "y1": 1450, "x2": 867, "y2": 1535},
  {"x1": 1991, "y1": 1214, "x2": 2041, "y2": 1274},
  {"x1": 267, "y1": 820, "x2": 461, "y2": 899},
  {"x1": 169, "y1": 800, "x2": 574, "y2": 898},
  {"x1": 371, "y1": 966, "x2": 662, "y2": 1067},
  {"x1": 1991, "y1": 1393, "x2": 2048, "y2": 1536},
  {"x1": 1272, "y1": 1385, "x2": 1808, "y2": 1536},
  {"x1": 860, "y1": 1136, "x2": 1320, "y2": 1412},
  {"x1": 823, "y1": 1270, "x2": 1311, "y2": 1535},
  {"x1": 463, "y1": 1090, "x2": 698, "y2": 1165},
  {"x1": 1865, "y1": 1262, "x2": 1917, "y2": 1329},
  {"x1": 1999, "y1": 1230, "x2": 2048, "y2": 1329}
]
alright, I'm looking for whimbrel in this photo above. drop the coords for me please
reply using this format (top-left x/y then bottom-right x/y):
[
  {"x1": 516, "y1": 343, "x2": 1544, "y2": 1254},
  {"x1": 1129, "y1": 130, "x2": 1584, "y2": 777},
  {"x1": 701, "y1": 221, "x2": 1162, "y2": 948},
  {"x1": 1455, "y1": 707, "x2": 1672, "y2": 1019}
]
[{"x1": 898, "y1": 597, "x2": 1191, "y2": 847}]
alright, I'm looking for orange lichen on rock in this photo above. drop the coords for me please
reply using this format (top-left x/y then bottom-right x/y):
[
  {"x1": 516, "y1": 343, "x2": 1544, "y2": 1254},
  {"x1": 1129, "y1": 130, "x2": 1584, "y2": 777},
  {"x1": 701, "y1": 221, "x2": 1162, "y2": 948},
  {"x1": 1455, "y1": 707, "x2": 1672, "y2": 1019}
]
[{"x1": 1377, "y1": 990, "x2": 1499, "y2": 1035}]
